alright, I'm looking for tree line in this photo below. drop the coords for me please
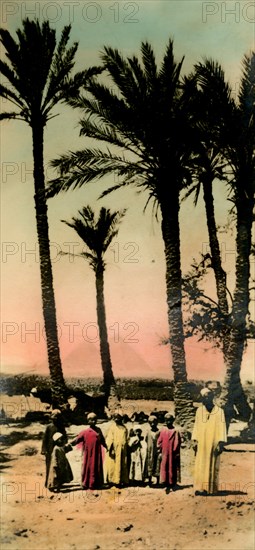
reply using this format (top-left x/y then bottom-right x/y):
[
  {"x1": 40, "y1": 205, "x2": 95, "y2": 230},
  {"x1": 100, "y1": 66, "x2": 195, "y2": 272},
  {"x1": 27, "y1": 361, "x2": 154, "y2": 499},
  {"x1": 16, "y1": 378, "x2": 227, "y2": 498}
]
[{"x1": 1, "y1": 19, "x2": 254, "y2": 428}]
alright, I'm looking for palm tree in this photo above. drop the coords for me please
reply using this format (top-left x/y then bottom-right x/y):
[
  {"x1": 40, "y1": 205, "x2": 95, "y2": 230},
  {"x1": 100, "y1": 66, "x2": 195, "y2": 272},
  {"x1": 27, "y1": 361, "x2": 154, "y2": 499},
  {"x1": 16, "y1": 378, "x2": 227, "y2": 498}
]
[
  {"x1": 181, "y1": 72, "x2": 230, "y2": 338},
  {"x1": 193, "y1": 54, "x2": 255, "y2": 425},
  {"x1": 47, "y1": 40, "x2": 197, "y2": 426},
  {"x1": 62, "y1": 206, "x2": 126, "y2": 395},
  {"x1": 0, "y1": 19, "x2": 98, "y2": 407}
]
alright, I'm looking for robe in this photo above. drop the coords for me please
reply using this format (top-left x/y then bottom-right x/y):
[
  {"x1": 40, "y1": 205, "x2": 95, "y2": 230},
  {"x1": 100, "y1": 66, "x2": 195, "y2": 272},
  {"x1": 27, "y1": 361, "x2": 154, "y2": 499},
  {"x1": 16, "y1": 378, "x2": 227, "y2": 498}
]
[
  {"x1": 73, "y1": 427, "x2": 106, "y2": 489},
  {"x1": 129, "y1": 436, "x2": 147, "y2": 482},
  {"x1": 145, "y1": 428, "x2": 160, "y2": 478},
  {"x1": 192, "y1": 404, "x2": 227, "y2": 494},
  {"x1": 157, "y1": 428, "x2": 181, "y2": 486},
  {"x1": 104, "y1": 423, "x2": 129, "y2": 485},
  {"x1": 47, "y1": 446, "x2": 73, "y2": 490},
  {"x1": 41, "y1": 423, "x2": 67, "y2": 487}
]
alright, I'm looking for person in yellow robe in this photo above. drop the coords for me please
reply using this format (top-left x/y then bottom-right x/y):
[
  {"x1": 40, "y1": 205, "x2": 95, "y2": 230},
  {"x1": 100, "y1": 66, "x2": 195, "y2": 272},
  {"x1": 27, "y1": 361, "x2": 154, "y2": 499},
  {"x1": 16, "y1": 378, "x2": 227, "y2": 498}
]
[
  {"x1": 192, "y1": 387, "x2": 227, "y2": 495},
  {"x1": 104, "y1": 413, "x2": 129, "y2": 487}
]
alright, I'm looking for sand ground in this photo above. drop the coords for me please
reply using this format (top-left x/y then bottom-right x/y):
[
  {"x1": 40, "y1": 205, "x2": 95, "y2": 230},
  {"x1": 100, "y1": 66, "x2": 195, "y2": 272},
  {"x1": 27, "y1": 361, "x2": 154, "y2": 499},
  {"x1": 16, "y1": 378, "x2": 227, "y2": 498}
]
[{"x1": 0, "y1": 398, "x2": 254, "y2": 550}]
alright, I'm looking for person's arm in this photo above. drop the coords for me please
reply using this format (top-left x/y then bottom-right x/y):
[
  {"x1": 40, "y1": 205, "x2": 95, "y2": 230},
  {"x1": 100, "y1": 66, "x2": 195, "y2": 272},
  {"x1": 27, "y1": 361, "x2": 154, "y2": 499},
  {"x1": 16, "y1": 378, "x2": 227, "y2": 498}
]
[
  {"x1": 173, "y1": 431, "x2": 181, "y2": 454},
  {"x1": 69, "y1": 431, "x2": 84, "y2": 447},
  {"x1": 105, "y1": 426, "x2": 114, "y2": 453},
  {"x1": 214, "y1": 441, "x2": 225, "y2": 455},
  {"x1": 64, "y1": 444, "x2": 73, "y2": 453},
  {"x1": 62, "y1": 427, "x2": 68, "y2": 445},
  {"x1": 192, "y1": 441, "x2": 198, "y2": 455},
  {"x1": 191, "y1": 408, "x2": 199, "y2": 454},
  {"x1": 98, "y1": 428, "x2": 107, "y2": 449},
  {"x1": 157, "y1": 431, "x2": 163, "y2": 451},
  {"x1": 128, "y1": 436, "x2": 139, "y2": 450}
]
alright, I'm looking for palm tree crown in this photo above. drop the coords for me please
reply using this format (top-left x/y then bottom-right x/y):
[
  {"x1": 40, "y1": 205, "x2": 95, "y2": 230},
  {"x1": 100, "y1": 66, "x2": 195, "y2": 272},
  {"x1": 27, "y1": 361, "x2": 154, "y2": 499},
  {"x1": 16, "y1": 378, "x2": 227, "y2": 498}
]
[
  {"x1": 48, "y1": 39, "x2": 194, "y2": 205},
  {"x1": 62, "y1": 206, "x2": 126, "y2": 272},
  {"x1": 0, "y1": 18, "x2": 94, "y2": 125}
]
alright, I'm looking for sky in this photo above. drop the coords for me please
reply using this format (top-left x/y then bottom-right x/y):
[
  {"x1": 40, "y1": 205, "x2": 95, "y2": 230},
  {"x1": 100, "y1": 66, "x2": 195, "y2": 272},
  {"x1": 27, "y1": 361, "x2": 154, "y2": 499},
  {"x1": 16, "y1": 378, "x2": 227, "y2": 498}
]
[{"x1": 1, "y1": 0, "x2": 254, "y2": 382}]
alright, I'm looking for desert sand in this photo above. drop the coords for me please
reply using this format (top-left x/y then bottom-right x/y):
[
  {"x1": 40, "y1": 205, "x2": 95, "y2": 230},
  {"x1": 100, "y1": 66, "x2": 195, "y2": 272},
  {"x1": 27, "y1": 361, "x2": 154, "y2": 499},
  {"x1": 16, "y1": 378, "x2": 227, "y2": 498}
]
[{"x1": 1, "y1": 397, "x2": 254, "y2": 550}]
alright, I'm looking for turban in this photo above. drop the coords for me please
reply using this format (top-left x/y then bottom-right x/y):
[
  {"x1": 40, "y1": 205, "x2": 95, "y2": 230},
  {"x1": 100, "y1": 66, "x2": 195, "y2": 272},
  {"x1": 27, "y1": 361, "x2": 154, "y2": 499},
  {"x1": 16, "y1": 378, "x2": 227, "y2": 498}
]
[
  {"x1": 200, "y1": 388, "x2": 212, "y2": 397},
  {"x1": 52, "y1": 432, "x2": 63, "y2": 442},
  {"x1": 51, "y1": 409, "x2": 61, "y2": 417},
  {"x1": 164, "y1": 413, "x2": 175, "y2": 421},
  {"x1": 87, "y1": 412, "x2": 97, "y2": 420}
]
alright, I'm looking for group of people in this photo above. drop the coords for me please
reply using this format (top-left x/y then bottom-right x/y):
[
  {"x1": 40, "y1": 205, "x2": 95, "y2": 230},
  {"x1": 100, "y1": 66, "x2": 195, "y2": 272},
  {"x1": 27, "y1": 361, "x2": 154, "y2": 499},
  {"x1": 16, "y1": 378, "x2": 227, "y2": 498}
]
[
  {"x1": 41, "y1": 386, "x2": 227, "y2": 496},
  {"x1": 41, "y1": 411, "x2": 181, "y2": 493}
]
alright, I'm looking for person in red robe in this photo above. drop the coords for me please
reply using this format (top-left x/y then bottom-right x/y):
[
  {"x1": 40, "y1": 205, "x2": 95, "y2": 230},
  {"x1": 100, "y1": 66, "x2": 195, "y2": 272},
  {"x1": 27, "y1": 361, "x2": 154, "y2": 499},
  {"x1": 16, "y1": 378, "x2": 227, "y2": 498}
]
[
  {"x1": 69, "y1": 412, "x2": 107, "y2": 490},
  {"x1": 157, "y1": 413, "x2": 181, "y2": 493}
]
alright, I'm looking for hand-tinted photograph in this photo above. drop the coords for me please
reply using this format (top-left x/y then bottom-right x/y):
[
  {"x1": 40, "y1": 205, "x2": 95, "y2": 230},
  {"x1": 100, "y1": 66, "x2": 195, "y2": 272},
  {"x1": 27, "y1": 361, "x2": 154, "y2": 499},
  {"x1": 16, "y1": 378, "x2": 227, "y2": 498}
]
[{"x1": 1, "y1": 1, "x2": 254, "y2": 549}]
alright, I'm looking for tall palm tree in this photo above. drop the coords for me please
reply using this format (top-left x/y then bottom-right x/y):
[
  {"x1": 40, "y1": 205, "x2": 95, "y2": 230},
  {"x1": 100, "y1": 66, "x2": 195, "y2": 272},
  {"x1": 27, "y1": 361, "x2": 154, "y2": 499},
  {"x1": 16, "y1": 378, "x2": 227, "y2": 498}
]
[
  {"x1": 0, "y1": 19, "x2": 98, "y2": 407},
  {"x1": 181, "y1": 73, "x2": 230, "y2": 336},
  {"x1": 47, "y1": 40, "x2": 196, "y2": 426},
  {"x1": 62, "y1": 206, "x2": 126, "y2": 395},
  {"x1": 193, "y1": 54, "x2": 255, "y2": 425}
]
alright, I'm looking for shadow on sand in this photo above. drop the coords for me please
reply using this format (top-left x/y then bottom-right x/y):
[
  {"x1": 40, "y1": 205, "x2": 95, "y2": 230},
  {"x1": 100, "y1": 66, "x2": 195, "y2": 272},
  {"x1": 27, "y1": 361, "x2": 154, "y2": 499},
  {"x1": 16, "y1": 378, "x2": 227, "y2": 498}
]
[
  {"x1": 0, "y1": 430, "x2": 44, "y2": 448},
  {"x1": 0, "y1": 451, "x2": 15, "y2": 472}
]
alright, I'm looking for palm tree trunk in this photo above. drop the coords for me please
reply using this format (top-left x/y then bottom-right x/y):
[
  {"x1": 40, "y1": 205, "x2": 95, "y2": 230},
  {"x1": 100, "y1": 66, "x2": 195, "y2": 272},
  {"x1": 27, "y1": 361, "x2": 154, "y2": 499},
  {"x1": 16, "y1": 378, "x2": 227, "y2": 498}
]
[
  {"x1": 95, "y1": 259, "x2": 116, "y2": 395},
  {"x1": 202, "y1": 178, "x2": 251, "y2": 427},
  {"x1": 32, "y1": 119, "x2": 67, "y2": 408},
  {"x1": 220, "y1": 196, "x2": 253, "y2": 427},
  {"x1": 202, "y1": 177, "x2": 229, "y2": 317},
  {"x1": 160, "y1": 195, "x2": 194, "y2": 427}
]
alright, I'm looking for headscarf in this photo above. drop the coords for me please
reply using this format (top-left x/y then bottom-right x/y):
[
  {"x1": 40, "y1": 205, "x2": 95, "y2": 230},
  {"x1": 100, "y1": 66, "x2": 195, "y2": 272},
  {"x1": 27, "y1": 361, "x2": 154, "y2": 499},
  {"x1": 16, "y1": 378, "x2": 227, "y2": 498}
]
[
  {"x1": 113, "y1": 412, "x2": 122, "y2": 421},
  {"x1": 87, "y1": 412, "x2": 97, "y2": 420},
  {"x1": 164, "y1": 413, "x2": 175, "y2": 422},
  {"x1": 52, "y1": 432, "x2": 63, "y2": 442},
  {"x1": 51, "y1": 409, "x2": 61, "y2": 418},
  {"x1": 148, "y1": 415, "x2": 157, "y2": 422},
  {"x1": 133, "y1": 425, "x2": 142, "y2": 432},
  {"x1": 200, "y1": 388, "x2": 212, "y2": 397}
]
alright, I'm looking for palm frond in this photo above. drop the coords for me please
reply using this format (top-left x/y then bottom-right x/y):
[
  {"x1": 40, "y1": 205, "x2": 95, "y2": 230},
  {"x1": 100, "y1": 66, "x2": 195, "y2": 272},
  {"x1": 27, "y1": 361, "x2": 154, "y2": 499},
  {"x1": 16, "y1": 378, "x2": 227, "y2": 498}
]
[
  {"x1": 98, "y1": 208, "x2": 126, "y2": 251},
  {"x1": 80, "y1": 251, "x2": 98, "y2": 270},
  {"x1": 101, "y1": 45, "x2": 141, "y2": 106},
  {"x1": 61, "y1": 67, "x2": 103, "y2": 105},
  {"x1": 0, "y1": 81, "x2": 25, "y2": 109},
  {"x1": 0, "y1": 111, "x2": 26, "y2": 121},
  {"x1": 62, "y1": 205, "x2": 125, "y2": 265},
  {"x1": 84, "y1": 79, "x2": 147, "y2": 152},
  {"x1": 48, "y1": 147, "x2": 148, "y2": 198},
  {"x1": 0, "y1": 60, "x2": 29, "y2": 108},
  {"x1": 142, "y1": 189, "x2": 159, "y2": 216},
  {"x1": 78, "y1": 116, "x2": 140, "y2": 157},
  {"x1": 159, "y1": 38, "x2": 184, "y2": 100},
  {"x1": 238, "y1": 51, "x2": 255, "y2": 133},
  {"x1": 69, "y1": 83, "x2": 146, "y2": 157},
  {"x1": 42, "y1": 24, "x2": 78, "y2": 110},
  {"x1": 195, "y1": 59, "x2": 234, "y2": 117},
  {"x1": 127, "y1": 55, "x2": 147, "y2": 92},
  {"x1": 15, "y1": 19, "x2": 56, "y2": 107},
  {"x1": 181, "y1": 182, "x2": 199, "y2": 204},
  {"x1": 98, "y1": 182, "x2": 129, "y2": 199},
  {"x1": 0, "y1": 28, "x2": 20, "y2": 72},
  {"x1": 141, "y1": 42, "x2": 157, "y2": 88}
]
